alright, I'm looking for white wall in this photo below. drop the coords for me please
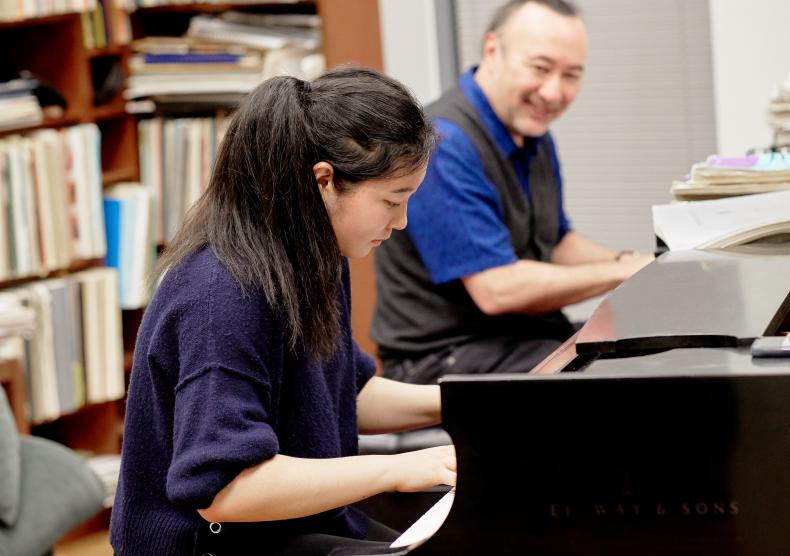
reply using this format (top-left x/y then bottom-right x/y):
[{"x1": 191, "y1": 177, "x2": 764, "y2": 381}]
[
  {"x1": 378, "y1": 0, "x2": 444, "y2": 105},
  {"x1": 708, "y1": 0, "x2": 790, "y2": 155},
  {"x1": 550, "y1": 0, "x2": 717, "y2": 254}
]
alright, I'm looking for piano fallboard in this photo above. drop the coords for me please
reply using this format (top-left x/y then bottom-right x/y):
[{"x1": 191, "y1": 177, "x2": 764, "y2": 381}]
[{"x1": 414, "y1": 367, "x2": 790, "y2": 555}]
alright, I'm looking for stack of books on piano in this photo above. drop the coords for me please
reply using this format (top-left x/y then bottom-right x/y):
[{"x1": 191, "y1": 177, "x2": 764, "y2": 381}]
[
  {"x1": 768, "y1": 72, "x2": 790, "y2": 148},
  {"x1": 124, "y1": 12, "x2": 324, "y2": 104},
  {"x1": 670, "y1": 153, "x2": 790, "y2": 200}
]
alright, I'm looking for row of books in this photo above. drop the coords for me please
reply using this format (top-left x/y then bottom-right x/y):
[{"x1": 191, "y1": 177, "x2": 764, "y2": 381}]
[
  {"x1": 129, "y1": 0, "x2": 299, "y2": 8},
  {"x1": 768, "y1": 73, "x2": 790, "y2": 147},
  {"x1": 670, "y1": 153, "x2": 790, "y2": 201},
  {"x1": 104, "y1": 183, "x2": 156, "y2": 309},
  {"x1": 138, "y1": 115, "x2": 230, "y2": 244},
  {"x1": 0, "y1": 267, "x2": 124, "y2": 425},
  {"x1": 125, "y1": 12, "x2": 324, "y2": 101},
  {"x1": 79, "y1": 0, "x2": 133, "y2": 49},
  {"x1": 0, "y1": 0, "x2": 96, "y2": 22},
  {"x1": 0, "y1": 124, "x2": 106, "y2": 282}
]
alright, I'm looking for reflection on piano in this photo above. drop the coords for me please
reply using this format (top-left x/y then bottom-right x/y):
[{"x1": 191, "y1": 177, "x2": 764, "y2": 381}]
[{"x1": 397, "y1": 250, "x2": 790, "y2": 555}]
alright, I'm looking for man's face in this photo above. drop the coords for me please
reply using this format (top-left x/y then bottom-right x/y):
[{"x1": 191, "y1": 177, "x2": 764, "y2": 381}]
[{"x1": 478, "y1": 2, "x2": 588, "y2": 140}]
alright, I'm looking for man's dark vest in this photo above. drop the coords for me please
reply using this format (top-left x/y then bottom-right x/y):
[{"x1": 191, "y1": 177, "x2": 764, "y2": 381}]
[{"x1": 371, "y1": 87, "x2": 571, "y2": 358}]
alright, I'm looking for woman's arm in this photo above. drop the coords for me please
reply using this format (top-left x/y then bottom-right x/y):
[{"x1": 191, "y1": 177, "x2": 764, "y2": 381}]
[
  {"x1": 356, "y1": 376, "x2": 441, "y2": 434},
  {"x1": 198, "y1": 446, "x2": 456, "y2": 523}
]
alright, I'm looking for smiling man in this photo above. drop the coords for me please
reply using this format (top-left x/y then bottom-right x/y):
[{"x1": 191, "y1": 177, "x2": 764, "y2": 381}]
[{"x1": 372, "y1": 0, "x2": 653, "y2": 384}]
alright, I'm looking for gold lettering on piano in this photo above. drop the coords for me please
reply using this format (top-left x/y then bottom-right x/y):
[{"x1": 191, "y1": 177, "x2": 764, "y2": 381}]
[{"x1": 550, "y1": 501, "x2": 739, "y2": 518}]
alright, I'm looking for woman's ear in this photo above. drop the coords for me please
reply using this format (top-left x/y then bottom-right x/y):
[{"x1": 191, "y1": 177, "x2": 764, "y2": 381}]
[{"x1": 313, "y1": 161, "x2": 335, "y2": 192}]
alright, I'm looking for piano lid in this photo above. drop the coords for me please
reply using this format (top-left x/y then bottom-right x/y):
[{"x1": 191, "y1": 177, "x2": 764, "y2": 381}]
[
  {"x1": 575, "y1": 250, "x2": 790, "y2": 355},
  {"x1": 580, "y1": 345, "x2": 790, "y2": 377}
]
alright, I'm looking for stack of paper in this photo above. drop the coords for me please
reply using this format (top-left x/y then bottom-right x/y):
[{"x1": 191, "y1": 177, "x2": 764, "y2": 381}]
[
  {"x1": 670, "y1": 153, "x2": 790, "y2": 200},
  {"x1": 125, "y1": 12, "x2": 325, "y2": 101},
  {"x1": 652, "y1": 189, "x2": 790, "y2": 252},
  {"x1": 85, "y1": 453, "x2": 122, "y2": 507},
  {"x1": 125, "y1": 36, "x2": 266, "y2": 100},
  {"x1": 769, "y1": 73, "x2": 790, "y2": 147}
]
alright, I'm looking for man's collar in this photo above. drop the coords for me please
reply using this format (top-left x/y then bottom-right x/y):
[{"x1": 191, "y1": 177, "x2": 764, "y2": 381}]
[{"x1": 458, "y1": 67, "x2": 543, "y2": 158}]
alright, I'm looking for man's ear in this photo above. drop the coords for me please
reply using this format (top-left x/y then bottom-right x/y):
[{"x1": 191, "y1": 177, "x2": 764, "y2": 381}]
[
  {"x1": 481, "y1": 31, "x2": 500, "y2": 61},
  {"x1": 313, "y1": 161, "x2": 335, "y2": 191}
]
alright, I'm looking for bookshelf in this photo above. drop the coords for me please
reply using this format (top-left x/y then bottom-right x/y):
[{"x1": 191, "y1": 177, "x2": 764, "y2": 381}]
[
  {"x1": 0, "y1": 0, "x2": 384, "y2": 454},
  {"x1": 0, "y1": 2, "x2": 385, "y2": 549}
]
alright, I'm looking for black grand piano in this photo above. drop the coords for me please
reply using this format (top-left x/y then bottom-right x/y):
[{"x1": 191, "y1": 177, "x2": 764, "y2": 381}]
[{"x1": 397, "y1": 249, "x2": 790, "y2": 555}]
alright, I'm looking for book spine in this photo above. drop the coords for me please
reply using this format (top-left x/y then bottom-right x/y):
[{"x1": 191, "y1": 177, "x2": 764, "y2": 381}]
[{"x1": 143, "y1": 53, "x2": 241, "y2": 64}]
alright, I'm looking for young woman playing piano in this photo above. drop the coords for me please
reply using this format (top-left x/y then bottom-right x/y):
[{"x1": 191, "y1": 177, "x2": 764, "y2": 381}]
[{"x1": 110, "y1": 67, "x2": 457, "y2": 556}]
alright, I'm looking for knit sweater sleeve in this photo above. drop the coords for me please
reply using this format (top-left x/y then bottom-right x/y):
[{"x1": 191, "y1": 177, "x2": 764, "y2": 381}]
[
  {"x1": 353, "y1": 340, "x2": 376, "y2": 394},
  {"x1": 161, "y1": 256, "x2": 280, "y2": 510}
]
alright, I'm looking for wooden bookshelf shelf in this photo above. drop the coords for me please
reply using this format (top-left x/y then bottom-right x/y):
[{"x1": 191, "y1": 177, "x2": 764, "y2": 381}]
[
  {"x1": 67, "y1": 257, "x2": 106, "y2": 272},
  {"x1": 123, "y1": 350, "x2": 134, "y2": 373},
  {"x1": 0, "y1": 258, "x2": 105, "y2": 290},
  {"x1": 0, "y1": 114, "x2": 82, "y2": 138},
  {"x1": 0, "y1": 12, "x2": 76, "y2": 30},
  {"x1": 33, "y1": 399, "x2": 125, "y2": 453},
  {"x1": 86, "y1": 44, "x2": 129, "y2": 59},
  {"x1": 102, "y1": 165, "x2": 138, "y2": 184},
  {"x1": 93, "y1": 102, "x2": 128, "y2": 121}
]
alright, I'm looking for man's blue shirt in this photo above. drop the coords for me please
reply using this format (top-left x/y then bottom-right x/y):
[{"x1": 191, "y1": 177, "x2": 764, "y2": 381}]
[{"x1": 407, "y1": 68, "x2": 571, "y2": 285}]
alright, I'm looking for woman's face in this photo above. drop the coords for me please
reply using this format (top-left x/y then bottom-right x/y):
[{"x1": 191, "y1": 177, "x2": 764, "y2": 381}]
[{"x1": 316, "y1": 163, "x2": 427, "y2": 259}]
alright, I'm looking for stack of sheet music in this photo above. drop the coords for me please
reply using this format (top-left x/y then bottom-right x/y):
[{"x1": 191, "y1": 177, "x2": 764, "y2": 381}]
[
  {"x1": 670, "y1": 153, "x2": 790, "y2": 200},
  {"x1": 653, "y1": 189, "x2": 790, "y2": 253},
  {"x1": 125, "y1": 12, "x2": 324, "y2": 102},
  {"x1": 769, "y1": 73, "x2": 790, "y2": 148}
]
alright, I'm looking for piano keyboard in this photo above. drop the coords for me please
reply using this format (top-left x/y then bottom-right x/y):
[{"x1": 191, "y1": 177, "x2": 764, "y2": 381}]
[{"x1": 390, "y1": 489, "x2": 455, "y2": 549}]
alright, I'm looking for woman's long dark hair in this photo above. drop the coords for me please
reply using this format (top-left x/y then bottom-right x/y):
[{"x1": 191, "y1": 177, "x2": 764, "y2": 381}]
[{"x1": 156, "y1": 67, "x2": 435, "y2": 360}]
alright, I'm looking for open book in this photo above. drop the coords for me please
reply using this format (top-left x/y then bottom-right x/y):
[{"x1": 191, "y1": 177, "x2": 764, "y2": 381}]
[{"x1": 652, "y1": 189, "x2": 790, "y2": 252}]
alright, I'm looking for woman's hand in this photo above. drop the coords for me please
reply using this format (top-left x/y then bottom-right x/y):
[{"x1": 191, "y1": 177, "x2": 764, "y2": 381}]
[{"x1": 388, "y1": 445, "x2": 457, "y2": 492}]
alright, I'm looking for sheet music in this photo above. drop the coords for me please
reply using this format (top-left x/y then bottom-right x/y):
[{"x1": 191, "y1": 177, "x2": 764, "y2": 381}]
[
  {"x1": 390, "y1": 489, "x2": 456, "y2": 549},
  {"x1": 651, "y1": 189, "x2": 790, "y2": 251}
]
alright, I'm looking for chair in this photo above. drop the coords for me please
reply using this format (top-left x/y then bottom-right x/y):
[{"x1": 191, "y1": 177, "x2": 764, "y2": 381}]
[{"x1": 0, "y1": 385, "x2": 105, "y2": 556}]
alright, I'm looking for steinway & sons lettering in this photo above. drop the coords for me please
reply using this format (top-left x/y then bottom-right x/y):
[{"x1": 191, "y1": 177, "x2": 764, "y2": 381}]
[{"x1": 550, "y1": 501, "x2": 739, "y2": 518}]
